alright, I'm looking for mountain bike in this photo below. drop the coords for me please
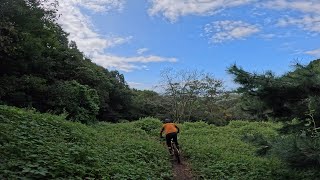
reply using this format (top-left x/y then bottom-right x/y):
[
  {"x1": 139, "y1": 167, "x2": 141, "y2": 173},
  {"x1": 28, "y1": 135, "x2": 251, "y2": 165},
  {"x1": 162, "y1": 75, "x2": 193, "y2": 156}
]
[
  {"x1": 161, "y1": 137, "x2": 181, "y2": 164},
  {"x1": 170, "y1": 138, "x2": 181, "y2": 164}
]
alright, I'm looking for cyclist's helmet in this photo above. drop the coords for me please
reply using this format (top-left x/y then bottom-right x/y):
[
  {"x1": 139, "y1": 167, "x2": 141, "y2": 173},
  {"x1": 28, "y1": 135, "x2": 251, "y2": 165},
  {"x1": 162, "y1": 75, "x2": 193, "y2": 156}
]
[{"x1": 164, "y1": 118, "x2": 173, "y2": 123}]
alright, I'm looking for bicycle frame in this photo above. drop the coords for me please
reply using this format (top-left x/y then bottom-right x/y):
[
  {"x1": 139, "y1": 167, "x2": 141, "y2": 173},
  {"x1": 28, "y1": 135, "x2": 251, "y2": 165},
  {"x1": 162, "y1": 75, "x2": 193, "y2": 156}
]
[
  {"x1": 170, "y1": 139, "x2": 181, "y2": 164},
  {"x1": 160, "y1": 137, "x2": 181, "y2": 163}
]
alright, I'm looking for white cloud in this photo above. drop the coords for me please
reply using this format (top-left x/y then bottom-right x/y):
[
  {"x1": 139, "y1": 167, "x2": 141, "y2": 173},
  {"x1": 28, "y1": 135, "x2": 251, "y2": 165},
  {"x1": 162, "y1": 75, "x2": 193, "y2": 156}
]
[
  {"x1": 305, "y1": 48, "x2": 320, "y2": 57},
  {"x1": 46, "y1": 0, "x2": 177, "y2": 71},
  {"x1": 128, "y1": 81, "x2": 143, "y2": 88},
  {"x1": 277, "y1": 15, "x2": 320, "y2": 33},
  {"x1": 137, "y1": 48, "x2": 149, "y2": 55},
  {"x1": 263, "y1": 0, "x2": 320, "y2": 15},
  {"x1": 148, "y1": 0, "x2": 256, "y2": 22},
  {"x1": 75, "y1": 0, "x2": 125, "y2": 12},
  {"x1": 92, "y1": 54, "x2": 177, "y2": 72},
  {"x1": 53, "y1": 0, "x2": 128, "y2": 54},
  {"x1": 127, "y1": 81, "x2": 158, "y2": 90},
  {"x1": 105, "y1": 36, "x2": 133, "y2": 48},
  {"x1": 264, "y1": 0, "x2": 320, "y2": 34},
  {"x1": 204, "y1": 20, "x2": 259, "y2": 43},
  {"x1": 260, "y1": 33, "x2": 276, "y2": 40}
]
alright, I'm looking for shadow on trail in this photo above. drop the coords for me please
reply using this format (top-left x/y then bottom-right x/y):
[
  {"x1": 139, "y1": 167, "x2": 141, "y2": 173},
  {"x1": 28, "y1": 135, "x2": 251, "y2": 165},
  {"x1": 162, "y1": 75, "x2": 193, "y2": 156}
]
[
  {"x1": 158, "y1": 138, "x2": 194, "y2": 179},
  {"x1": 171, "y1": 155, "x2": 194, "y2": 180}
]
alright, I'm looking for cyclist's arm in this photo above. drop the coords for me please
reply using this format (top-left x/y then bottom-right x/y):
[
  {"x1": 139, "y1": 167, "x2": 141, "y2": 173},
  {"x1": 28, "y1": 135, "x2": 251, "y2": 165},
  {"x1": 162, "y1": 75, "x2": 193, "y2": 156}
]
[
  {"x1": 175, "y1": 125, "x2": 180, "y2": 133},
  {"x1": 160, "y1": 127, "x2": 164, "y2": 138}
]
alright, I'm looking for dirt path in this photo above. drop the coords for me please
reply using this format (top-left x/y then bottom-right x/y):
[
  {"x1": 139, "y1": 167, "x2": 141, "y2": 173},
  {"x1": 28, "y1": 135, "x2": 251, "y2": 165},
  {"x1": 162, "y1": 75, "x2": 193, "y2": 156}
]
[{"x1": 172, "y1": 155, "x2": 194, "y2": 180}]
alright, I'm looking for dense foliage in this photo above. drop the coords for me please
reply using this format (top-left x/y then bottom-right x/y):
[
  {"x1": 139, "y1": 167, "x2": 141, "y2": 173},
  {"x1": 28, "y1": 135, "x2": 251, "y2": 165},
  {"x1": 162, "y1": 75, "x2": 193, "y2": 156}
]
[
  {"x1": 228, "y1": 60, "x2": 320, "y2": 172},
  {"x1": 228, "y1": 60, "x2": 320, "y2": 123},
  {"x1": 0, "y1": 0, "x2": 254, "y2": 124},
  {"x1": 0, "y1": 0, "x2": 137, "y2": 122},
  {"x1": 179, "y1": 121, "x2": 320, "y2": 179},
  {"x1": 0, "y1": 106, "x2": 171, "y2": 179},
  {"x1": 2, "y1": 0, "x2": 320, "y2": 178},
  {"x1": 158, "y1": 69, "x2": 253, "y2": 124},
  {"x1": 2, "y1": 105, "x2": 320, "y2": 179}
]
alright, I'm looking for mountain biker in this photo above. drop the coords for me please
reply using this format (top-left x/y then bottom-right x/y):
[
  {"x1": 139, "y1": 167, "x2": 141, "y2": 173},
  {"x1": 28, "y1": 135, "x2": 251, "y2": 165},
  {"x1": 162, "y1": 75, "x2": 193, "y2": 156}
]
[{"x1": 160, "y1": 118, "x2": 180, "y2": 154}]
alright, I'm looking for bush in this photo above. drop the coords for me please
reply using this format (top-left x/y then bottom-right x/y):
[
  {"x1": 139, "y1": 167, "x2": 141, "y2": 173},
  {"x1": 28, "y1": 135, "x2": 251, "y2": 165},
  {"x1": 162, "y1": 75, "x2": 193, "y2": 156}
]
[
  {"x1": 132, "y1": 117, "x2": 163, "y2": 137},
  {"x1": 0, "y1": 106, "x2": 171, "y2": 179},
  {"x1": 241, "y1": 133, "x2": 271, "y2": 156},
  {"x1": 179, "y1": 120, "x2": 316, "y2": 179},
  {"x1": 271, "y1": 135, "x2": 320, "y2": 169},
  {"x1": 206, "y1": 117, "x2": 229, "y2": 126},
  {"x1": 48, "y1": 80, "x2": 100, "y2": 123}
]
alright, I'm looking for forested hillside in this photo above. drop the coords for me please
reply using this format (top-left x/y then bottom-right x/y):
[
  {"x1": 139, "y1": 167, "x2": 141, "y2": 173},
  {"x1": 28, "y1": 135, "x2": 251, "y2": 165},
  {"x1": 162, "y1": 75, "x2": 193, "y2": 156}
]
[
  {"x1": 0, "y1": 0, "x2": 137, "y2": 122},
  {"x1": 229, "y1": 60, "x2": 320, "y2": 124},
  {"x1": 0, "y1": 0, "x2": 253, "y2": 125},
  {"x1": 1, "y1": 0, "x2": 320, "y2": 179}
]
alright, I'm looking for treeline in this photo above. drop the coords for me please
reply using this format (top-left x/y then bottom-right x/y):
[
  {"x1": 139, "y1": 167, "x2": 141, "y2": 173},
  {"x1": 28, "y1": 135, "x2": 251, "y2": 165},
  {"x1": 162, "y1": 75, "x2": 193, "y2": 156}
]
[
  {"x1": 0, "y1": 0, "x2": 160, "y2": 123},
  {"x1": 1, "y1": 0, "x2": 320, "y2": 173},
  {"x1": 229, "y1": 60, "x2": 320, "y2": 133},
  {"x1": 2, "y1": 0, "x2": 320, "y2": 128},
  {"x1": 229, "y1": 60, "x2": 320, "y2": 169},
  {"x1": 0, "y1": 0, "x2": 252, "y2": 124},
  {"x1": 0, "y1": 0, "x2": 137, "y2": 123}
]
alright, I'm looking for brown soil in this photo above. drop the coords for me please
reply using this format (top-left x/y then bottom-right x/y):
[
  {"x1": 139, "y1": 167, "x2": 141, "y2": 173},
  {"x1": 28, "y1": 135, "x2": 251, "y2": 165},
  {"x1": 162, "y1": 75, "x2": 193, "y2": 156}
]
[{"x1": 172, "y1": 155, "x2": 194, "y2": 180}]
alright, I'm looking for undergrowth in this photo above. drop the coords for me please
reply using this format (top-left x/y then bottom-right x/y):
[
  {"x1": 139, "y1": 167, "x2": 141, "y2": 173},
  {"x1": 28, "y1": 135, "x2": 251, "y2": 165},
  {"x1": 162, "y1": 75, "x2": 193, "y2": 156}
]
[
  {"x1": 2, "y1": 105, "x2": 319, "y2": 179},
  {"x1": 179, "y1": 121, "x2": 319, "y2": 179},
  {"x1": 0, "y1": 106, "x2": 171, "y2": 179}
]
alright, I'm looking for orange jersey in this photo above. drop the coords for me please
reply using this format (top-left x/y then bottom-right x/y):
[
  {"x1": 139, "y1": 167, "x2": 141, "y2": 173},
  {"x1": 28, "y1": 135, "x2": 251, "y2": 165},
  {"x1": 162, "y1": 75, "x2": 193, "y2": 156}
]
[{"x1": 162, "y1": 123, "x2": 178, "y2": 135}]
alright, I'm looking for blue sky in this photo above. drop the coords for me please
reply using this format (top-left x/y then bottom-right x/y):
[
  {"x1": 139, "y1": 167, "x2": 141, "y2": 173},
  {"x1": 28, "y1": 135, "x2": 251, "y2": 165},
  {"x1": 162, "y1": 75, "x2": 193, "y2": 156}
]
[{"x1": 53, "y1": 0, "x2": 320, "y2": 90}]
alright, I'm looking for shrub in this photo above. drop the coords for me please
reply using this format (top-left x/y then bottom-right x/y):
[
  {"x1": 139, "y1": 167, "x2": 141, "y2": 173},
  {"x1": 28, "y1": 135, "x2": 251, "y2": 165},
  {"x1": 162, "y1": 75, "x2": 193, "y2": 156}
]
[
  {"x1": 48, "y1": 80, "x2": 100, "y2": 123},
  {"x1": 241, "y1": 133, "x2": 271, "y2": 156},
  {"x1": 271, "y1": 135, "x2": 320, "y2": 169},
  {"x1": 179, "y1": 120, "x2": 316, "y2": 179},
  {"x1": 0, "y1": 106, "x2": 171, "y2": 179},
  {"x1": 132, "y1": 117, "x2": 163, "y2": 137}
]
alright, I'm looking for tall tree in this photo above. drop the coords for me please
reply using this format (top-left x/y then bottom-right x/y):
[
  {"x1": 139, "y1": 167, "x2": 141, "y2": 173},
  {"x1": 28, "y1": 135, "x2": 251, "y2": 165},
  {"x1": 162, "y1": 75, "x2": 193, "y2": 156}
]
[
  {"x1": 160, "y1": 69, "x2": 223, "y2": 122},
  {"x1": 0, "y1": 0, "x2": 135, "y2": 122},
  {"x1": 228, "y1": 59, "x2": 320, "y2": 124}
]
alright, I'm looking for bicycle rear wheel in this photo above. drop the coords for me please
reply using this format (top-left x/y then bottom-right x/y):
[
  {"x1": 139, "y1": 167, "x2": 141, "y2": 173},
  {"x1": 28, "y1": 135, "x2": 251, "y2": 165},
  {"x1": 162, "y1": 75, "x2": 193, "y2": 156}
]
[{"x1": 172, "y1": 143, "x2": 181, "y2": 163}]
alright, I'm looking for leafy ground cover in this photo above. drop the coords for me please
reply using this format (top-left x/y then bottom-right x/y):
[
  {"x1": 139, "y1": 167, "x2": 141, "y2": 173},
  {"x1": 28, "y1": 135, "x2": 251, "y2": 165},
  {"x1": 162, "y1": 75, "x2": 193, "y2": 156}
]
[
  {"x1": 2, "y1": 105, "x2": 319, "y2": 179},
  {"x1": 179, "y1": 121, "x2": 318, "y2": 180},
  {"x1": 0, "y1": 106, "x2": 171, "y2": 179}
]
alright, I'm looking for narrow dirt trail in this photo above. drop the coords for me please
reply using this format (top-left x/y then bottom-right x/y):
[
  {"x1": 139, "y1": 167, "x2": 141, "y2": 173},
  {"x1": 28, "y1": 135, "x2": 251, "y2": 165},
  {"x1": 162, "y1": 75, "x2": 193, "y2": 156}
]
[
  {"x1": 172, "y1": 155, "x2": 194, "y2": 180},
  {"x1": 158, "y1": 138, "x2": 194, "y2": 179}
]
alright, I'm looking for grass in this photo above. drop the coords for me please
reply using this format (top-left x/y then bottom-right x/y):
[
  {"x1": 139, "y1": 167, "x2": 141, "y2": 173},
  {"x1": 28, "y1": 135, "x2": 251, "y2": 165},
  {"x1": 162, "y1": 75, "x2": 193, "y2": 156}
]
[
  {"x1": 0, "y1": 106, "x2": 171, "y2": 179},
  {"x1": 1, "y1": 105, "x2": 319, "y2": 179},
  {"x1": 179, "y1": 121, "x2": 316, "y2": 179}
]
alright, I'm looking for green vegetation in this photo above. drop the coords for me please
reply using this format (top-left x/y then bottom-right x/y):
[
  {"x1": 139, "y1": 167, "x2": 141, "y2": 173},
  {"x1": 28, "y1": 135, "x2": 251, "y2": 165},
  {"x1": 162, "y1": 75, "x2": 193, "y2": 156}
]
[
  {"x1": 0, "y1": 0, "x2": 146, "y2": 122},
  {"x1": 0, "y1": 106, "x2": 171, "y2": 179},
  {"x1": 1, "y1": 0, "x2": 320, "y2": 179},
  {"x1": 2, "y1": 105, "x2": 319, "y2": 179},
  {"x1": 0, "y1": 0, "x2": 241, "y2": 124},
  {"x1": 0, "y1": 0, "x2": 254, "y2": 124},
  {"x1": 180, "y1": 121, "x2": 320, "y2": 179},
  {"x1": 228, "y1": 60, "x2": 320, "y2": 123},
  {"x1": 228, "y1": 60, "x2": 320, "y2": 174}
]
